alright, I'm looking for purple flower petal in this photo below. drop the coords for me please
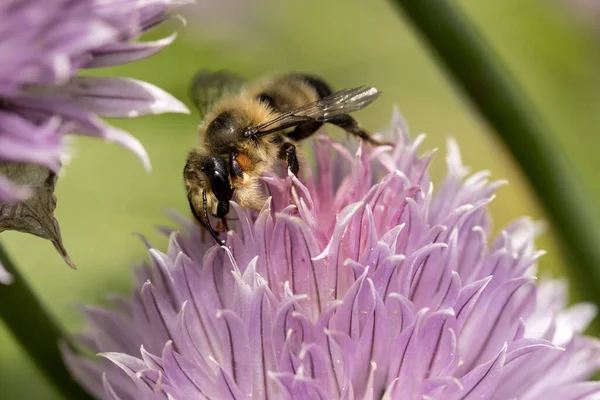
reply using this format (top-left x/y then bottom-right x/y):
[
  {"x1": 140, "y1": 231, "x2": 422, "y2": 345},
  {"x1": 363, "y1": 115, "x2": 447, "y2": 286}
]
[
  {"x1": 536, "y1": 381, "x2": 600, "y2": 400},
  {"x1": 60, "y1": 341, "x2": 107, "y2": 399},
  {"x1": 85, "y1": 33, "x2": 178, "y2": 68},
  {"x1": 443, "y1": 344, "x2": 506, "y2": 400},
  {"x1": 494, "y1": 338, "x2": 561, "y2": 398},
  {"x1": 7, "y1": 95, "x2": 152, "y2": 172},
  {"x1": 101, "y1": 374, "x2": 124, "y2": 400},
  {"x1": 52, "y1": 76, "x2": 189, "y2": 117},
  {"x1": 0, "y1": 112, "x2": 62, "y2": 170},
  {"x1": 160, "y1": 341, "x2": 218, "y2": 400}
]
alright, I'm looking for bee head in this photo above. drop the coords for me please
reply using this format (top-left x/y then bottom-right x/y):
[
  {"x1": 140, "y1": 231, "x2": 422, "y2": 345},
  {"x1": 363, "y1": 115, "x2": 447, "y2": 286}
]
[
  {"x1": 184, "y1": 151, "x2": 234, "y2": 245},
  {"x1": 184, "y1": 151, "x2": 233, "y2": 216}
]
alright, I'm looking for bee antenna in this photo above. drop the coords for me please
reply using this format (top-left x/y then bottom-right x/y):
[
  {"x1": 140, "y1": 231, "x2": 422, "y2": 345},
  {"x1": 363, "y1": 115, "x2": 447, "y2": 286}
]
[{"x1": 202, "y1": 189, "x2": 225, "y2": 246}]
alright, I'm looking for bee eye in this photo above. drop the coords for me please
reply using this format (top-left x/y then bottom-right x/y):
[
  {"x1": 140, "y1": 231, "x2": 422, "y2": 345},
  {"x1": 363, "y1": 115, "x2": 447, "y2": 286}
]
[{"x1": 211, "y1": 170, "x2": 231, "y2": 201}]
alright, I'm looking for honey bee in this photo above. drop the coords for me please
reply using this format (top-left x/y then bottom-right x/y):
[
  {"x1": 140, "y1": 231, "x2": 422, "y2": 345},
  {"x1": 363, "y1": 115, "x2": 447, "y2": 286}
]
[{"x1": 184, "y1": 70, "x2": 386, "y2": 245}]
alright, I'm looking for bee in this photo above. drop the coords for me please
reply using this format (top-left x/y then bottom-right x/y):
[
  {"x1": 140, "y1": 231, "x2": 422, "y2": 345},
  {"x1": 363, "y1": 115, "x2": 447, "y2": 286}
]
[{"x1": 184, "y1": 70, "x2": 386, "y2": 245}]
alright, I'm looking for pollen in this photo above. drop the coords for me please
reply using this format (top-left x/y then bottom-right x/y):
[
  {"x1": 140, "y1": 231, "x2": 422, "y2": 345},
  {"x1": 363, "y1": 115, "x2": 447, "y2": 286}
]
[{"x1": 236, "y1": 153, "x2": 254, "y2": 171}]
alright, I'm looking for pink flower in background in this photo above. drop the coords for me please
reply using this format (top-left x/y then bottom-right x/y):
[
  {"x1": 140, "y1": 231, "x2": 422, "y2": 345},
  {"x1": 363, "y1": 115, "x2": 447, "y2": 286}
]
[
  {"x1": 0, "y1": 0, "x2": 191, "y2": 203},
  {"x1": 0, "y1": 0, "x2": 192, "y2": 281},
  {"x1": 63, "y1": 112, "x2": 600, "y2": 399}
]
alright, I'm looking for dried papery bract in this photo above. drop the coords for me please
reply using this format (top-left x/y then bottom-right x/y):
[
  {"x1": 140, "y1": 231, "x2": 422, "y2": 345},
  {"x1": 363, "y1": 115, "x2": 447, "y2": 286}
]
[{"x1": 0, "y1": 164, "x2": 74, "y2": 268}]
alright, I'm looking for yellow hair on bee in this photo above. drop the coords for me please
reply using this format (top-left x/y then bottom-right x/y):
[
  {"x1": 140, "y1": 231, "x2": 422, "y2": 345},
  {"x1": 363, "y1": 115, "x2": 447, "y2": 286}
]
[
  {"x1": 233, "y1": 175, "x2": 266, "y2": 211},
  {"x1": 198, "y1": 96, "x2": 275, "y2": 141}
]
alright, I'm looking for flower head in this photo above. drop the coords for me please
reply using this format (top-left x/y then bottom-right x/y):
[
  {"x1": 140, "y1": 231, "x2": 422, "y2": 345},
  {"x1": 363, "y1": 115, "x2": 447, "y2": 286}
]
[
  {"x1": 0, "y1": 0, "x2": 191, "y2": 277},
  {"x1": 64, "y1": 111, "x2": 600, "y2": 399},
  {"x1": 0, "y1": 0, "x2": 190, "y2": 202}
]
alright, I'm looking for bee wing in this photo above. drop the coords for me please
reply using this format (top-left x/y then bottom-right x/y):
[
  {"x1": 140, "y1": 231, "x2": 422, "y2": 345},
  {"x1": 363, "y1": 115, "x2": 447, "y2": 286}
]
[
  {"x1": 247, "y1": 86, "x2": 381, "y2": 137},
  {"x1": 189, "y1": 70, "x2": 246, "y2": 118}
]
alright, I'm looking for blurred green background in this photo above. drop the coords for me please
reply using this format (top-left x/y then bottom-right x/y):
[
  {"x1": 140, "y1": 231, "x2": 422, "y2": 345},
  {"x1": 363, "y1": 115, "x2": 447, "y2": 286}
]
[{"x1": 2, "y1": 0, "x2": 600, "y2": 398}]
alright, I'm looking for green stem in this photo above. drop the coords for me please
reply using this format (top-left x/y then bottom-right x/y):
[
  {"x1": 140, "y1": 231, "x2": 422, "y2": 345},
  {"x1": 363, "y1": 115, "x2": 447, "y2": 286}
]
[
  {"x1": 390, "y1": 0, "x2": 600, "y2": 329},
  {"x1": 0, "y1": 242, "x2": 93, "y2": 399}
]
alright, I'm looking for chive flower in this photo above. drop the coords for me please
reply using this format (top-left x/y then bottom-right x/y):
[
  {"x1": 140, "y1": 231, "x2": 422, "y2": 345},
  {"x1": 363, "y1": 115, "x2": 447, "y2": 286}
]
[
  {"x1": 0, "y1": 0, "x2": 190, "y2": 202},
  {"x1": 63, "y1": 112, "x2": 600, "y2": 399},
  {"x1": 0, "y1": 0, "x2": 191, "y2": 280}
]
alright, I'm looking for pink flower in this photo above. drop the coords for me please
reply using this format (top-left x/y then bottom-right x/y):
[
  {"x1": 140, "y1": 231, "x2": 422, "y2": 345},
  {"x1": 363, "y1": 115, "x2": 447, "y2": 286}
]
[
  {"x1": 0, "y1": 0, "x2": 191, "y2": 202},
  {"x1": 63, "y1": 111, "x2": 600, "y2": 399}
]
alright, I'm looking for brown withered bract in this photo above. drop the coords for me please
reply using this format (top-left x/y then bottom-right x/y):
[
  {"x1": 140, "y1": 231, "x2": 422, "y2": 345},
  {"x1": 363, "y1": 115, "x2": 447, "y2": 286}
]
[{"x1": 184, "y1": 70, "x2": 388, "y2": 245}]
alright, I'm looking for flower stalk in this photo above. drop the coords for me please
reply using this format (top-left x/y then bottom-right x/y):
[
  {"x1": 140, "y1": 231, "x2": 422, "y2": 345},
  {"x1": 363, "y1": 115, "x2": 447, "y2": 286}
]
[
  {"x1": 0, "y1": 242, "x2": 93, "y2": 400},
  {"x1": 390, "y1": 0, "x2": 600, "y2": 331}
]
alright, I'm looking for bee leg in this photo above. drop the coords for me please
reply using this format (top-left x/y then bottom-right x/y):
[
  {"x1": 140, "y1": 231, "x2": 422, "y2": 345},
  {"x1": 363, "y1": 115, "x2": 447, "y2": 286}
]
[
  {"x1": 286, "y1": 121, "x2": 323, "y2": 141},
  {"x1": 201, "y1": 190, "x2": 225, "y2": 245},
  {"x1": 216, "y1": 217, "x2": 229, "y2": 232},
  {"x1": 278, "y1": 142, "x2": 300, "y2": 175},
  {"x1": 325, "y1": 114, "x2": 392, "y2": 146},
  {"x1": 186, "y1": 190, "x2": 224, "y2": 245}
]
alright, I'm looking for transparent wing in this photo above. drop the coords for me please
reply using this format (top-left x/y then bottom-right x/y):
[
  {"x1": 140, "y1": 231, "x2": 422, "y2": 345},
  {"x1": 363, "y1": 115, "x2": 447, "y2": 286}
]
[
  {"x1": 245, "y1": 86, "x2": 381, "y2": 137},
  {"x1": 189, "y1": 70, "x2": 246, "y2": 118}
]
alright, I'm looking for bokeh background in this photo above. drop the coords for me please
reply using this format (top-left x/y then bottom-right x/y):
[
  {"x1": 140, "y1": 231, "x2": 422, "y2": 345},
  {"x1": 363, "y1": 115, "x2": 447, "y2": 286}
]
[{"x1": 2, "y1": 0, "x2": 600, "y2": 398}]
